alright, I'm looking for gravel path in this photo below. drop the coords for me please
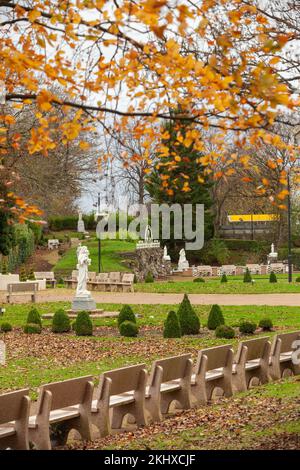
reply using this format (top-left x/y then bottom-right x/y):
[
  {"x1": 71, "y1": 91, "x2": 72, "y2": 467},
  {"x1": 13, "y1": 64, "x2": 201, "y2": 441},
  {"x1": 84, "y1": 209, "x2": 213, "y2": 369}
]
[{"x1": 2, "y1": 288, "x2": 300, "y2": 306}]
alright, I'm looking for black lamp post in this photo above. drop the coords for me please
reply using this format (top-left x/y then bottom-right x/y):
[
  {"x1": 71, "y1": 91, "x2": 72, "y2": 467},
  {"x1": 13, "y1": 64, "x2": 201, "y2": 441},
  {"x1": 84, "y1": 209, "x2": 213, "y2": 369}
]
[{"x1": 287, "y1": 171, "x2": 293, "y2": 283}]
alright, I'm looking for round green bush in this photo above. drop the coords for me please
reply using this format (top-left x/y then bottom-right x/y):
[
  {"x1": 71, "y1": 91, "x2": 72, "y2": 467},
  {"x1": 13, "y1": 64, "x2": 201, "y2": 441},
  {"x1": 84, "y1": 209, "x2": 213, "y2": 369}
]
[
  {"x1": 177, "y1": 294, "x2": 200, "y2": 335},
  {"x1": 26, "y1": 307, "x2": 42, "y2": 327},
  {"x1": 117, "y1": 305, "x2": 136, "y2": 327},
  {"x1": 52, "y1": 309, "x2": 71, "y2": 333},
  {"x1": 243, "y1": 268, "x2": 252, "y2": 283},
  {"x1": 259, "y1": 318, "x2": 273, "y2": 331},
  {"x1": 74, "y1": 311, "x2": 93, "y2": 336},
  {"x1": 295, "y1": 276, "x2": 300, "y2": 282},
  {"x1": 193, "y1": 277, "x2": 205, "y2": 283},
  {"x1": 269, "y1": 271, "x2": 277, "y2": 283},
  {"x1": 215, "y1": 325, "x2": 235, "y2": 339},
  {"x1": 119, "y1": 320, "x2": 138, "y2": 337},
  {"x1": 1, "y1": 322, "x2": 12, "y2": 333},
  {"x1": 145, "y1": 272, "x2": 154, "y2": 283},
  {"x1": 163, "y1": 311, "x2": 181, "y2": 338},
  {"x1": 220, "y1": 273, "x2": 228, "y2": 283},
  {"x1": 239, "y1": 321, "x2": 257, "y2": 335},
  {"x1": 207, "y1": 304, "x2": 225, "y2": 330},
  {"x1": 23, "y1": 323, "x2": 42, "y2": 334}
]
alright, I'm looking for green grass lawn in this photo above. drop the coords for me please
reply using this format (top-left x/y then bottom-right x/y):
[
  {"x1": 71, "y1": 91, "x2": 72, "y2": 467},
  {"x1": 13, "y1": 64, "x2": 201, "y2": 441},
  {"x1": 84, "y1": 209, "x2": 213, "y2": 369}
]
[
  {"x1": 54, "y1": 239, "x2": 135, "y2": 275},
  {"x1": 136, "y1": 276, "x2": 300, "y2": 294}
]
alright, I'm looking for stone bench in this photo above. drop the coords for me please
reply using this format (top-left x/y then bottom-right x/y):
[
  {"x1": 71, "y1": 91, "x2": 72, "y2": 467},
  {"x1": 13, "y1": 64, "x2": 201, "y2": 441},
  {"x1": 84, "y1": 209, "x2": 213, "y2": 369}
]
[
  {"x1": 191, "y1": 344, "x2": 234, "y2": 405},
  {"x1": 145, "y1": 354, "x2": 193, "y2": 422},
  {"x1": 6, "y1": 282, "x2": 39, "y2": 303},
  {"x1": 91, "y1": 364, "x2": 148, "y2": 436},
  {"x1": 232, "y1": 337, "x2": 271, "y2": 392},
  {"x1": 269, "y1": 331, "x2": 300, "y2": 380},
  {"x1": 0, "y1": 389, "x2": 30, "y2": 450},
  {"x1": 28, "y1": 376, "x2": 94, "y2": 450},
  {"x1": 34, "y1": 272, "x2": 57, "y2": 288},
  {"x1": 64, "y1": 270, "x2": 78, "y2": 288},
  {"x1": 88, "y1": 272, "x2": 134, "y2": 292}
]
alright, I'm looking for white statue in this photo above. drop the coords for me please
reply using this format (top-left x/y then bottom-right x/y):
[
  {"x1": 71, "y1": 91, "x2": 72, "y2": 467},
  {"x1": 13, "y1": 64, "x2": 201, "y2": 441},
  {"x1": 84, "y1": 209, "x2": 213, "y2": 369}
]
[
  {"x1": 163, "y1": 245, "x2": 171, "y2": 261},
  {"x1": 178, "y1": 248, "x2": 189, "y2": 270},
  {"x1": 76, "y1": 245, "x2": 91, "y2": 296},
  {"x1": 77, "y1": 211, "x2": 85, "y2": 233},
  {"x1": 144, "y1": 225, "x2": 153, "y2": 242},
  {"x1": 271, "y1": 243, "x2": 275, "y2": 254}
]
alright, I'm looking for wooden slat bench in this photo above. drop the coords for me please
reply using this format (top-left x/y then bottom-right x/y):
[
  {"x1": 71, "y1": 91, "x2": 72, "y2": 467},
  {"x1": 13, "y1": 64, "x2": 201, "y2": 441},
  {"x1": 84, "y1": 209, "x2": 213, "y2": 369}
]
[
  {"x1": 269, "y1": 331, "x2": 300, "y2": 380},
  {"x1": 34, "y1": 272, "x2": 57, "y2": 288},
  {"x1": 28, "y1": 376, "x2": 94, "y2": 450},
  {"x1": 6, "y1": 282, "x2": 39, "y2": 303},
  {"x1": 232, "y1": 337, "x2": 271, "y2": 392},
  {"x1": 91, "y1": 364, "x2": 148, "y2": 436},
  {"x1": 145, "y1": 354, "x2": 193, "y2": 422},
  {"x1": 0, "y1": 389, "x2": 30, "y2": 450},
  {"x1": 191, "y1": 345, "x2": 234, "y2": 405}
]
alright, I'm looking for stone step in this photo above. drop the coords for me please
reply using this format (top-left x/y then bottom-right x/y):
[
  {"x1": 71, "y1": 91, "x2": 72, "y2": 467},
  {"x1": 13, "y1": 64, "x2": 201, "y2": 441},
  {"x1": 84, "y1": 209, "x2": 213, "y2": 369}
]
[{"x1": 42, "y1": 310, "x2": 119, "y2": 320}]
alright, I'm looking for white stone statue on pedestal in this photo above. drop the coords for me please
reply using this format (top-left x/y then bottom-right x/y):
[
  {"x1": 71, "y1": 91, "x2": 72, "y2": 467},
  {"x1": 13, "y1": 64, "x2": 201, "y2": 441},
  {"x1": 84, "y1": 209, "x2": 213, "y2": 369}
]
[
  {"x1": 178, "y1": 248, "x2": 189, "y2": 271},
  {"x1": 268, "y1": 243, "x2": 278, "y2": 263},
  {"x1": 163, "y1": 245, "x2": 171, "y2": 261},
  {"x1": 77, "y1": 211, "x2": 85, "y2": 233},
  {"x1": 72, "y1": 245, "x2": 96, "y2": 311},
  {"x1": 144, "y1": 225, "x2": 153, "y2": 242}
]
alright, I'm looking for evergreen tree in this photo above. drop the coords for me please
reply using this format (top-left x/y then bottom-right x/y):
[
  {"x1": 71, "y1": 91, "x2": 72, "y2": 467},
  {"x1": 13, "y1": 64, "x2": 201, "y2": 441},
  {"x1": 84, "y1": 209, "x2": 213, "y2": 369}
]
[
  {"x1": 207, "y1": 304, "x2": 225, "y2": 330},
  {"x1": 146, "y1": 114, "x2": 214, "y2": 251},
  {"x1": 243, "y1": 268, "x2": 252, "y2": 283},
  {"x1": 177, "y1": 293, "x2": 200, "y2": 335},
  {"x1": 163, "y1": 311, "x2": 182, "y2": 338}
]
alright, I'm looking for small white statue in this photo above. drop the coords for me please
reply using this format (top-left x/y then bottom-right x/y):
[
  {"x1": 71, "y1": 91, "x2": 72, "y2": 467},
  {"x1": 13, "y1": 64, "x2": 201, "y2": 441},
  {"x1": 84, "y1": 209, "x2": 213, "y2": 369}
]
[
  {"x1": 178, "y1": 248, "x2": 189, "y2": 270},
  {"x1": 77, "y1": 211, "x2": 85, "y2": 233},
  {"x1": 163, "y1": 245, "x2": 171, "y2": 261},
  {"x1": 144, "y1": 225, "x2": 153, "y2": 242},
  {"x1": 76, "y1": 245, "x2": 91, "y2": 297}
]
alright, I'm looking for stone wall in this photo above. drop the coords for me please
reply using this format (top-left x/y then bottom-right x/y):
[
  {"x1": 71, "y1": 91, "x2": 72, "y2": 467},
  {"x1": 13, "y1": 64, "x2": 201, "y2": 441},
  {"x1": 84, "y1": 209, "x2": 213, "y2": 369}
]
[{"x1": 134, "y1": 247, "x2": 172, "y2": 281}]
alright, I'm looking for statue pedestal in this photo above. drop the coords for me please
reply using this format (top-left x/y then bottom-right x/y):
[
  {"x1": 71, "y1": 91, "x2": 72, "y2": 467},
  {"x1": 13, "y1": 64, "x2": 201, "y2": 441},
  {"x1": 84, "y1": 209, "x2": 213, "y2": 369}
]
[
  {"x1": 72, "y1": 293, "x2": 96, "y2": 312},
  {"x1": 178, "y1": 261, "x2": 189, "y2": 271}
]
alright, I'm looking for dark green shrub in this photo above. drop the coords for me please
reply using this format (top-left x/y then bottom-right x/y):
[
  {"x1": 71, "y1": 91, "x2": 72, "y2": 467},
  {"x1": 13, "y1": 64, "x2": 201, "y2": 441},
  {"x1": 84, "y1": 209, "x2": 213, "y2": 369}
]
[
  {"x1": 177, "y1": 294, "x2": 200, "y2": 335},
  {"x1": 193, "y1": 277, "x2": 205, "y2": 283},
  {"x1": 27, "y1": 266, "x2": 35, "y2": 280},
  {"x1": 74, "y1": 311, "x2": 93, "y2": 336},
  {"x1": 239, "y1": 321, "x2": 256, "y2": 335},
  {"x1": 19, "y1": 265, "x2": 27, "y2": 282},
  {"x1": 1, "y1": 322, "x2": 12, "y2": 333},
  {"x1": 207, "y1": 304, "x2": 225, "y2": 330},
  {"x1": 26, "y1": 307, "x2": 42, "y2": 327},
  {"x1": 259, "y1": 318, "x2": 273, "y2": 331},
  {"x1": 220, "y1": 273, "x2": 228, "y2": 283},
  {"x1": 1, "y1": 260, "x2": 8, "y2": 274},
  {"x1": 145, "y1": 272, "x2": 154, "y2": 283},
  {"x1": 215, "y1": 325, "x2": 235, "y2": 339},
  {"x1": 23, "y1": 323, "x2": 41, "y2": 334},
  {"x1": 119, "y1": 320, "x2": 138, "y2": 337},
  {"x1": 117, "y1": 305, "x2": 136, "y2": 327},
  {"x1": 163, "y1": 311, "x2": 181, "y2": 338},
  {"x1": 295, "y1": 276, "x2": 300, "y2": 282},
  {"x1": 243, "y1": 268, "x2": 252, "y2": 283},
  {"x1": 269, "y1": 271, "x2": 277, "y2": 283},
  {"x1": 52, "y1": 309, "x2": 71, "y2": 333}
]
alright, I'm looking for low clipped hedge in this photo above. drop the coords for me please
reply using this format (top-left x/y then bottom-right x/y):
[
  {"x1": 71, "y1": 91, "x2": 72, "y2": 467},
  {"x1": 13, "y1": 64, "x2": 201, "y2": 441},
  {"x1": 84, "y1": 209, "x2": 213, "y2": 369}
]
[
  {"x1": 239, "y1": 321, "x2": 257, "y2": 335},
  {"x1": 163, "y1": 311, "x2": 181, "y2": 338},
  {"x1": 0, "y1": 322, "x2": 12, "y2": 333},
  {"x1": 193, "y1": 277, "x2": 205, "y2": 283},
  {"x1": 215, "y1": 325, "x2": 235, "y2": 339},
  {"x1": 259, "y1": 318, "x2": 273, "y2": 331},
  {"x1": 119, "y1": 321, "x2": 138, "y2": 337}
]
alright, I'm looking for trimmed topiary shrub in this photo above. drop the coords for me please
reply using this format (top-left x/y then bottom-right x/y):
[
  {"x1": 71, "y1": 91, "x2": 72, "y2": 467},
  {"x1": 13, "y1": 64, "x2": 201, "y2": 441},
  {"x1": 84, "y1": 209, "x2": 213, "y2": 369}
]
[
  {"x1": 177, "y1": 294, "x2": 200, "y2": 335},
  {"x1": 52, "y1": 309, "x2": 71, "y2": 333},
  {"x1": 220, "y1": 273, "x2": 228, "y2": 283},
  {"x1": 193, "y1": 277, "x2": 205, "y2": 283},
  {"x1": 19, "y1": 265, "x2": 27, "y2": 282},
  {"x1": 215, "y1": 325, "x2": 235, "y2": 339},
  {"x1": 26, "y1": 307, "x2": 42, "y2": 327},
  {"x1": 243, "y1": 268, "x2": 252, "y2": 283},
  {"x1": 74, "y1": 311, "x2": 93, "y2": 336},
  {"x1": 23, "y1": 323, "x2": 41, "y2": 334},
  {"x1": 269, "y1": 271, "x2": 277, "y2": 283},
  {"x1": 119, "y1": 320, "x2": 138, "y2": 337},
  {"x1": 239, "y1": 321, "x2": 257, "y2": 335},
  {"x1": 207, "y1": 304, "x2": 225, "y2": 330},
  {"x1": 163, "y1": 311, "x2": 182, "y2": 338},
  {"x1": 295, "y1": 276, "x2": 300, "y2": 282},
  {"x1": 27, "y1": 266, "x2": 35, "y2": 280},
  {"x1": 259, "y1": 318, "x2": 273, "y2": 331},
  {"x1": 145, "y1": 272, "x2": 154, "y2": 283},
  {"x1": 1, "y1": 260, "x2": 8, "y2": 274},
  {"x1": 117, "y1": 305, "x2": 136, "y2": 327},
  {"x1": 1, "y1": 322, "x2": 12, "y2": 333}
]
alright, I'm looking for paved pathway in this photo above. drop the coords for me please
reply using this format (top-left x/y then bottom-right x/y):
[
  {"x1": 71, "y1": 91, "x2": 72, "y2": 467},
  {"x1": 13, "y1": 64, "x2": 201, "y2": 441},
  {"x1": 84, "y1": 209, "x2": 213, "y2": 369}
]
[{"x1": 2, "y1": 289, "x2": 300, "y2": 306}]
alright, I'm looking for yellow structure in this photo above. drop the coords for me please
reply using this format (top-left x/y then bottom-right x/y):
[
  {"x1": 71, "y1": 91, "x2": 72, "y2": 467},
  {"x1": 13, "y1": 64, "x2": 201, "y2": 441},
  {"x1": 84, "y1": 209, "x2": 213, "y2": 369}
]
[{"x1": 228, "y1": 214, "x2": 279, "y2": 223}]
